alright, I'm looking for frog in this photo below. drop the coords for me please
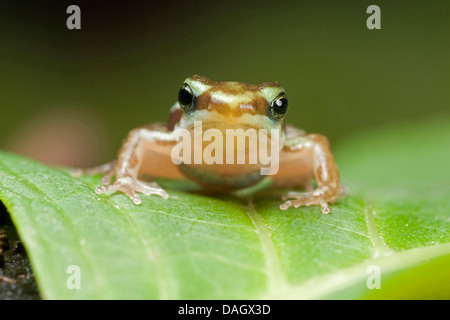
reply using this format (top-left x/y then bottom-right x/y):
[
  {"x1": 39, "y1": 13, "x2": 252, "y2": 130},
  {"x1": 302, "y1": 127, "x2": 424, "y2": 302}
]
[{"x1": 73, "y1": 75, "x2": 342, "y2": 213}]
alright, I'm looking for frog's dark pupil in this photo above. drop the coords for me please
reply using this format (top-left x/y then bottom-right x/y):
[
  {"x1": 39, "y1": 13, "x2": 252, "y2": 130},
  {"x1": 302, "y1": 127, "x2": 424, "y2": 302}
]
[
  {"x1": 178, "y1": 85, "x2": 193, "y2": 109},
  {"x1": 273, "y1": 97, "x2": 288, "y2": 115}
]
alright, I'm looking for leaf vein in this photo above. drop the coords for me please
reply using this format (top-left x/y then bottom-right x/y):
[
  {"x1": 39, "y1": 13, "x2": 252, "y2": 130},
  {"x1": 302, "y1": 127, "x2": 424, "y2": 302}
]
[{"x1": 364, "y1": 201, "x2": 392, "y2": 257}]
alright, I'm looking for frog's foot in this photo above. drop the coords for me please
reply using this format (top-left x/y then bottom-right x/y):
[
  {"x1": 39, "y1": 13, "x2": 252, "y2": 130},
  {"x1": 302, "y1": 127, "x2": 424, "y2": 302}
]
[
  {"x1": 280, "y1": 187, "x2": 333, "y2": 214},
  {"x1": 339, "y1": 184, "x2": 349, "y2": 197},
  {"x1": 95, "y1": 177, "x2": 169, "y2": 205},
  {"x1": 71, "y1": 161, "x2": 117, "y2": 181}
]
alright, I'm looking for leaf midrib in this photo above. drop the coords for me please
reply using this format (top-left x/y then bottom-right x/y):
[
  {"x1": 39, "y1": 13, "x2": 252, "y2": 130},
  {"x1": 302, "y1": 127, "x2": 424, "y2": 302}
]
[
  {"x1": 364, "y1": 201, "x2": 392, "y2": 258},
  {"x1": 245, "y1": 197, "x2": 286, "y2": 296}
]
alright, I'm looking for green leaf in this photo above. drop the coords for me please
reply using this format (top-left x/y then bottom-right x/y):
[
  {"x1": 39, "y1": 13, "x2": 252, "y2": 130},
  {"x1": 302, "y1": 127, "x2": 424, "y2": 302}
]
[{"x1": 0, "y1": 117, "x2": 449, "y2": 299}]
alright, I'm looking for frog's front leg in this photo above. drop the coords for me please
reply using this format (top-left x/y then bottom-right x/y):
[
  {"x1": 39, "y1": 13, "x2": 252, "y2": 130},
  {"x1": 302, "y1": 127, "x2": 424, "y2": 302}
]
[
  {"x1": 74, "y1": 123, "x2": 175, "y2": 204},
  {"x1": 274, "y1": 126, "x2": 342, "y2": 214}
]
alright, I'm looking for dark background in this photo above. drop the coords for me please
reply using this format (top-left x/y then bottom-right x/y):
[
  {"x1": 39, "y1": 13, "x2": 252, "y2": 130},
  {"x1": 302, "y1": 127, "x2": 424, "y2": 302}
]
[{"x1": 0, "y1": 0, "x2": 449, "y2": 167}]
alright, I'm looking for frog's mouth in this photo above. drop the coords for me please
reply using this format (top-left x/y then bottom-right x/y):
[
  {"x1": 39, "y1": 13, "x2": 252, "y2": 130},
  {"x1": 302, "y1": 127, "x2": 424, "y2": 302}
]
[
  {"x1": 179, "y1": 123, "x2": 280, "y2": 145},
  {"x1": 195, "y1": 121, "x2": 259, "y2": 132},
  {"x1": 182, "y1": 110, "x2": 280, "y2": 132}
]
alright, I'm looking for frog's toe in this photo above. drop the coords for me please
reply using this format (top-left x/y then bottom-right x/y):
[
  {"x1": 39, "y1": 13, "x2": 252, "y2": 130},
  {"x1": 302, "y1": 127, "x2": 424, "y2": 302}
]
[
  {"x1": 95, "y1": 177, "x2": 168, "y2": 204},
  {"x1": 135, "y1": 180, "x2": 169, "y2": 200},
  {"x1": 95, "y1": 185, "x2": 115, "y2": 195},
  {"x1": 101, "y1": 172, "x2": 115, "y2": 185},
  {"x1": 72, "y1": 161, "x2": 117, "y2": 178},
  {"x1": 129, "y1": 193, "x2": 142, "y2": 205},
  {"x1": 95, "y1": 178, "x2": 142, "y2": 204},
  {"x1": 280, "y1": 190, "x2": 331, "y2": 214},
  {"x1": 71, "y1": 168, "x2": 83, "y2": 177},
  {"x1": 281, "y1": 191, "x2": 307, "y2": 202},
  {"x1": 145, "y1": 181, "x2": 161, "y2": 188}
]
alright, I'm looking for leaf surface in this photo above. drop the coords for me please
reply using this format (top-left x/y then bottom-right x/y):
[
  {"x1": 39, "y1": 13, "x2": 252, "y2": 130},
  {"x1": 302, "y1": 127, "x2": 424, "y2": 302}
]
[{"x1": 0, "y1": 117, "x2": 449, "y2": 299}]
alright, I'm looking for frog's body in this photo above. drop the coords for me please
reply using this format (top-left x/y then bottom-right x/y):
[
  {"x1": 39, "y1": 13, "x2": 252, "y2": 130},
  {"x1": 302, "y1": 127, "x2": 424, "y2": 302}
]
[{"x1": 74, "y1": 75, "x2": 342, "y2": 213}]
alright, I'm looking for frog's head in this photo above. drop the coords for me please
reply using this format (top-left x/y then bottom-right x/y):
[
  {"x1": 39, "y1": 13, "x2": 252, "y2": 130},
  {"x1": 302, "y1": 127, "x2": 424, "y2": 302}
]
[
  {"x1": 175, "y1": 75, "x2": 288, "y2": 132},
  {"x1": 172, "y1": 75, "x2": 286, "y2": 187}
]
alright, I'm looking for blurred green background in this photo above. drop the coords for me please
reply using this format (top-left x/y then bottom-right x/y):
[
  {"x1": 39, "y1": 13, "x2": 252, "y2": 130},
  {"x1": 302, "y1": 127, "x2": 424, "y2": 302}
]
[{"x1": 0, "y1": 0, "x2": 449, "y2": 167}]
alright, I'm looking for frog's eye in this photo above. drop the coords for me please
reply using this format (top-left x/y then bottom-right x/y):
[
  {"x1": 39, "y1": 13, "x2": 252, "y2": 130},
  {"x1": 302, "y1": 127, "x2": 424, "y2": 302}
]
[
  {"x1": 178, "y1": 83, "x2": 194, "y2": 112},
  {"x1": 270, "y1": 92, "x2": 288, "y2": 120}
]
